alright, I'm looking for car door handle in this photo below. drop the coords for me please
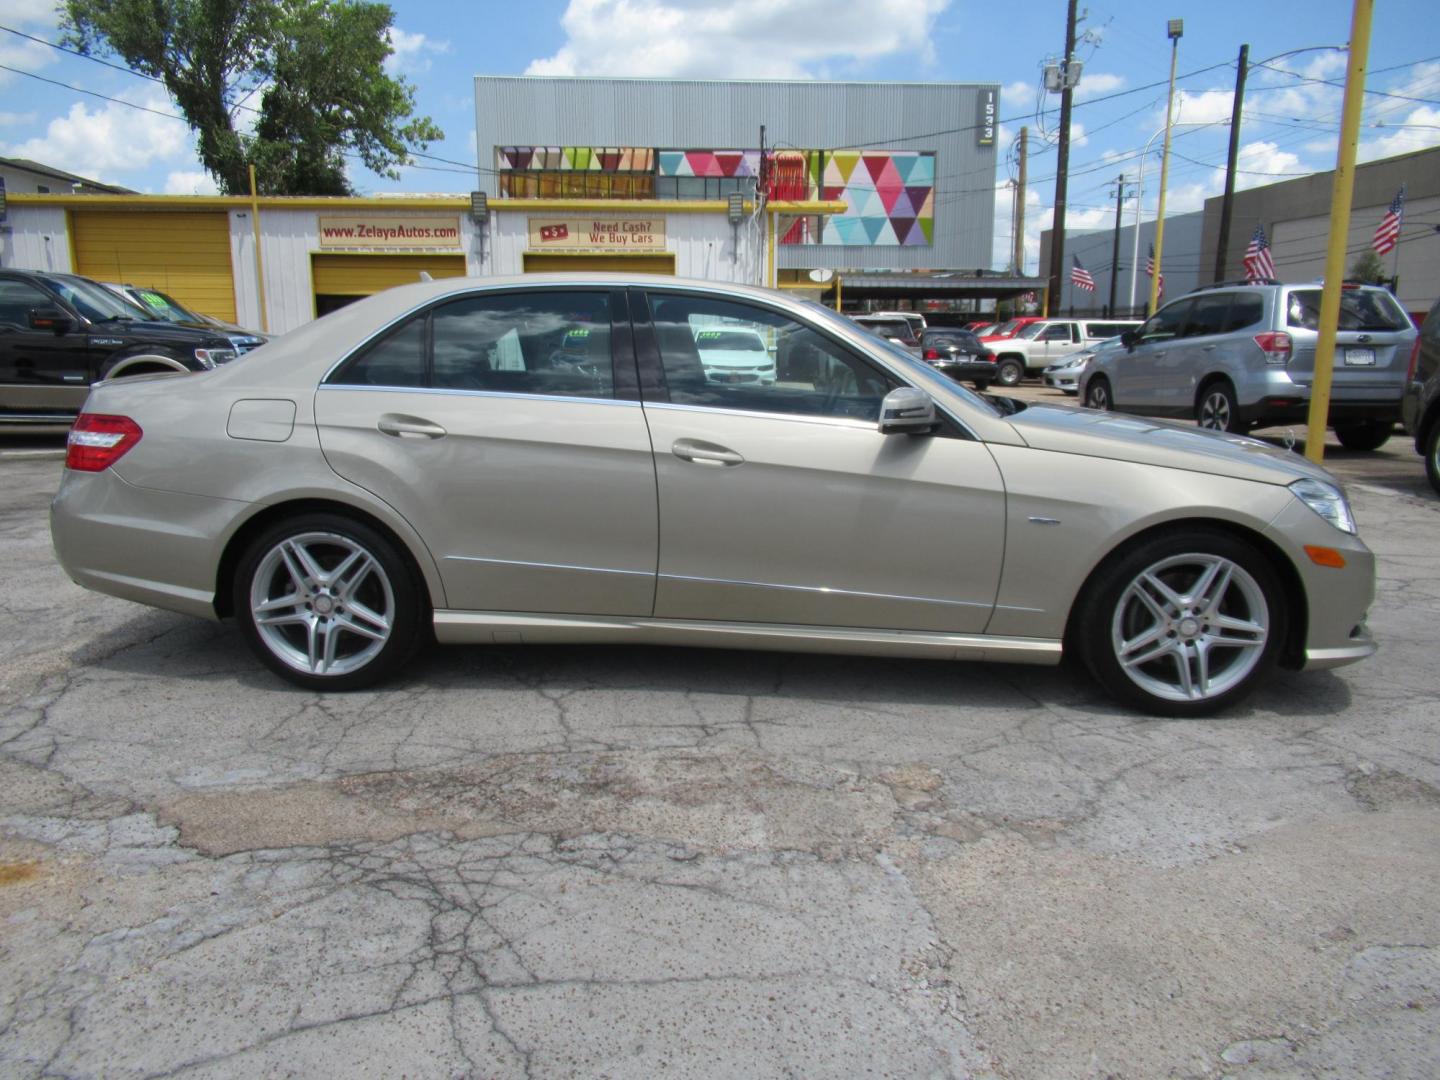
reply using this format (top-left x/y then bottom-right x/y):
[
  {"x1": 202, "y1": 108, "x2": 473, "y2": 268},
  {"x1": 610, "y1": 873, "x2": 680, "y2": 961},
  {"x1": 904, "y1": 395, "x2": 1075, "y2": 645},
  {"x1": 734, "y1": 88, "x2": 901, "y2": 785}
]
[
  {"x1": 1153, "y1": 351, "x2": 1166, "y2": 359},
  {"x1": 377, "y1": 414, "x2": 447, "y2": 439},
  {"x1": 672, "y1": 438, "x2": 745, "y2": 467},
  {"x1": 1202, "y1": 344, "x2": 1217, "y2": 351}
]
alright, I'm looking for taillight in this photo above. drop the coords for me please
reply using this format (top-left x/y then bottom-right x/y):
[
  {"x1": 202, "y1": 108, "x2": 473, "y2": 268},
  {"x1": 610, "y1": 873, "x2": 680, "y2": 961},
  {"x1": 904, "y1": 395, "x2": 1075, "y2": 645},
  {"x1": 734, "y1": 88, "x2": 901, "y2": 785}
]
[
  {"x1": 923, "y1": 347, "x2": 942, "y2": 360},
  {"x1": 66, "y1": 414, "x2": 143, "y2": 472},
  {"x1": 1254, "y1": 331, "x2": 1292, "y2": 365},
  {"x1": 1407, "y1": 337, "x2": 1422, "y2": 382}
]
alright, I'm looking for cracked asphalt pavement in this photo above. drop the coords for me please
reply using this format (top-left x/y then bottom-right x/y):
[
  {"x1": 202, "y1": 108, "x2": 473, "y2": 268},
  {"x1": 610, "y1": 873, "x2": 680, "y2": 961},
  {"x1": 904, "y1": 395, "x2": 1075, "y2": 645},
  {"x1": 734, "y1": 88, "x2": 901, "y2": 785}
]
[{"x1": 2, "y1": 425, "x2": 1438, "y2": 1079}]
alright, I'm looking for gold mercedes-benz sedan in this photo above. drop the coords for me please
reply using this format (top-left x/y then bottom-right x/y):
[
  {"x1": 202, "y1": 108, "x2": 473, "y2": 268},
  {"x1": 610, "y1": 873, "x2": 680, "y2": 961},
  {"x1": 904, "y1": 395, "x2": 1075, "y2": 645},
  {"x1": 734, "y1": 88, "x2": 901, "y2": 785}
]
[{"x1": 51, "y1": 274, "x2": 1375, "y2": 716}]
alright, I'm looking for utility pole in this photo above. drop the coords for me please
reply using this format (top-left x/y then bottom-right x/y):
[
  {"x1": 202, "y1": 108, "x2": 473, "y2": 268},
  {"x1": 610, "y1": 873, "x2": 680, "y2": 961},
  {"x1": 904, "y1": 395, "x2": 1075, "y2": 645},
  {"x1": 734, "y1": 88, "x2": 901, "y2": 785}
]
[
  {"x1": 1107, "y1": 173, "x2": 1129, "y2": 316},
  {"x1": 1014, "y1": 126, "x2": 1028, "y2": 275},
  {"x1": 1214, "y1": 43, "x2": 1250, "y2": 282},
  {"x1": 1149, "y1": 18, "x2": 1183, "y2": 315},
  {"x1": 1045, "y1": 0, "x2": 1079, "y2": 316}
]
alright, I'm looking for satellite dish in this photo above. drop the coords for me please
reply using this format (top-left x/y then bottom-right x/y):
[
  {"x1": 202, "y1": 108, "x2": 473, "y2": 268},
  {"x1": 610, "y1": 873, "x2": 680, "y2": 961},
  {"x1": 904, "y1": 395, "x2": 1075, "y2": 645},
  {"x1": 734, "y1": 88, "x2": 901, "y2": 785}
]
[{"x1": 808, "y1": 268, "x2": 835, "y2": 283}]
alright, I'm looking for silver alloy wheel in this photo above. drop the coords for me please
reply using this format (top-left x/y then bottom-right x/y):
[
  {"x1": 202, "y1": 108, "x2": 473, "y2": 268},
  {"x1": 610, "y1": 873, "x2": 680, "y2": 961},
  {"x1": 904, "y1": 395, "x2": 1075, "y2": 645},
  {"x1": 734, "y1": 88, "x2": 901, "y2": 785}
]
[
  {"x1": 1086, "y1": 379, "x2": 1110, "y2": 410},
  {"x1": 248, "y1": 531, "x2": 394, "y2": 677},
  {"x1": 1198, "y1": 388, "x2": 1233, "y2": 431},
  {"x1": 1110, "y1": 552, "x2": 1269, "y2": 704}
]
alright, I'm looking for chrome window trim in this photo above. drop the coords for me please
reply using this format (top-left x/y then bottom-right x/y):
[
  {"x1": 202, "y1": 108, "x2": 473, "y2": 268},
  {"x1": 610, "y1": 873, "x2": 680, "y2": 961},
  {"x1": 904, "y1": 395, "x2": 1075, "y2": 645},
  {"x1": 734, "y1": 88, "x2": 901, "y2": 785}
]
[
  {"x1": 444, "y1": 555, "x2": 652, "y2": 576},
  {"x1": 660, "y1": 572, "x2": 991, "y2": 610},
  {"x1": 316, "y1": 384, "x2": 638, "y2": 409},
  {"x1": 643, "y1": 400, "x2": 877, "y2": 431}
]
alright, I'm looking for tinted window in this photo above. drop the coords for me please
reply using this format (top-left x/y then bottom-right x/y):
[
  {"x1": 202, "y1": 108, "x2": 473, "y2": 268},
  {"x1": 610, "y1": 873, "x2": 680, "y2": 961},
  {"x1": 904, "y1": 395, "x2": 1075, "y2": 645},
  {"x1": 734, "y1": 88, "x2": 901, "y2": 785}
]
[
  {"x1": 1182, "y1": 293, "x2": 1231, "y2": 338},
  {"x1": 1016, "y1": 322, "x2": 1048, "y2": 339},
  {"x1": 430, "y1": 291, "x2": 612, "y2": 398},
  {"x1": 1084, "y1": 322, "x2": 1132, "y2": 338},
  {"x1": 1286, "y1": 289, "x2": 1411, "y2": 332},
  {"x1": 0, "y1": 280, "x2": 53, "y2": 326},
  {"x1": 46, "y1": 275, "x2": 144, "y2": 322},
  {"x1": 329, "y1": 316, "x2": 427, "y2": 387},
  {"x1": 855, "y1": 318, "x2": 914, "y2": 342},
  {"x1": 650, "y1": 293, "x2": 892, "y2": 421},
  {"x1": 1138, "y1": 299, "x2": 1193, "y2": 343},
  {"x1": 1223, "y1": 294, "x2": 1264, "y2": 332},
  {"x1": 1040, "y1": 323, "x2": 1074, "y2": 342}
]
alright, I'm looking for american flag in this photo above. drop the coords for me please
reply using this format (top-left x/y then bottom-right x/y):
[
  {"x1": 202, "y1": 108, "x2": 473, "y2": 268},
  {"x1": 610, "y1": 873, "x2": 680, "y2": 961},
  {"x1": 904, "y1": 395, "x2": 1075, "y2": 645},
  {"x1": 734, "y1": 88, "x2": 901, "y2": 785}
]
[
  {"x1": 1372, "y1": 184, "x2": 1405, "y2": 256},
  {"x1": 1244, "y1": 224, "x2": 1277, "y2": 282},
  {"x1": 1070, "y1": 255, "x2": 1096, "y2": 293},
  {"x1": 1146, "y1": 243, "x2": 1165, "y2": 298}
]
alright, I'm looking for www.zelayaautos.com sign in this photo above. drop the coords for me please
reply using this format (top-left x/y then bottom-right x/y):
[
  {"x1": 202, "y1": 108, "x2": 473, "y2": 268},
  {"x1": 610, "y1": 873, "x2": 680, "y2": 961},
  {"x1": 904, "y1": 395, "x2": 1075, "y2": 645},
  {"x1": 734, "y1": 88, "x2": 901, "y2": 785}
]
[{"x1": 318, "y1": 215, "x2": 462, "y2": 249}]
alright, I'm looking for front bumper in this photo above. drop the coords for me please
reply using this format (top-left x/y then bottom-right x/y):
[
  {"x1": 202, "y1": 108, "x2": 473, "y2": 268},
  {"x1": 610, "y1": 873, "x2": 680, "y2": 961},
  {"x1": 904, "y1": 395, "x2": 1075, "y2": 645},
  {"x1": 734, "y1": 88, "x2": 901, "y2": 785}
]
[{"x1": 1044, "y1": 368, "x2": 1083, "y2": 392}]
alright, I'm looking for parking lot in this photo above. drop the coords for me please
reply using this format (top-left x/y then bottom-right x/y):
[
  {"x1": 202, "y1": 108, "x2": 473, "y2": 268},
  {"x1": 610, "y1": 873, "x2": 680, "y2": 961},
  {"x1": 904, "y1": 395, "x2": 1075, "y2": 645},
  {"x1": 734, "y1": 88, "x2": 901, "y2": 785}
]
[{"x1": 2, "y1": 391, "x2": 1438, "y2": 1079}]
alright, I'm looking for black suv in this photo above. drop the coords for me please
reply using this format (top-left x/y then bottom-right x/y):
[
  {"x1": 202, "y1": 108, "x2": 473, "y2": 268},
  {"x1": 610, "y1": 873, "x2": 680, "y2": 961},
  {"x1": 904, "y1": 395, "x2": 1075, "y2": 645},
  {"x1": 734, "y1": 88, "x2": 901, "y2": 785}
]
[
  {"x1": 1402, "y1": 295, "x2": 1440, "y2": 493},
  {"x1": 0, "y1": 269, "x2": 240, "y2": 426}
]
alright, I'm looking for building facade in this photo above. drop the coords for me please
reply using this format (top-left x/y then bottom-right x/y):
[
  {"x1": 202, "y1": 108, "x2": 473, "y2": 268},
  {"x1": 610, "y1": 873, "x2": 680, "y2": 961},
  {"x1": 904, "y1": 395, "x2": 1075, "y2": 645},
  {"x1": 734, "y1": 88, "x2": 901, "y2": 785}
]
[{"x1": 1040, "y1": 211, "x2": 1205, "y2": 317}]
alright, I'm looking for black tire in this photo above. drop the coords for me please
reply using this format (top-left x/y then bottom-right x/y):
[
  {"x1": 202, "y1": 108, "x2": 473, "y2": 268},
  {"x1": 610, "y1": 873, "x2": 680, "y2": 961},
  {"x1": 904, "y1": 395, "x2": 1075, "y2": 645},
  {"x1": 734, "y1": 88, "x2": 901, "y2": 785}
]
[
  {"x1": 1196, "y1": 380, "x2": 1243, "y2": 433},
  {"x1": 972, "y1": 379, "x2": 992, "y2": 392},
  {"x1": 1425, "y1": 420, "x2": 1440, "y2": 495},
  {"x1": 234, "y1": 512, "x2": 426, "y2": 690},
  {"x1": 1084, "y1": 376, "x2": 1112, "y2": 411},
  {"x1": 1333, "y1": 420, "x2": 1393, "y2": 452},
  {"x1": 996, "y1": 358, "x2": 1025, "y2": 387},
  {"x1": 1071, "y1": 527, "x2": 1286, "y2": 717}
]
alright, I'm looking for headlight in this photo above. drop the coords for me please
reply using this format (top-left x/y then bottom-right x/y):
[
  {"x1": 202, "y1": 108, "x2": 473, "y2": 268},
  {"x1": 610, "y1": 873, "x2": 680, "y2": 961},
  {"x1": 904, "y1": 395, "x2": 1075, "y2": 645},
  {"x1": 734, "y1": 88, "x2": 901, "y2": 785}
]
[
  {"x1": 1289, "y1": 478, "x2": 1356, "y2": 535},
  {"x1": 193, "y1": 347, "x2": 238, "y2": 369}
]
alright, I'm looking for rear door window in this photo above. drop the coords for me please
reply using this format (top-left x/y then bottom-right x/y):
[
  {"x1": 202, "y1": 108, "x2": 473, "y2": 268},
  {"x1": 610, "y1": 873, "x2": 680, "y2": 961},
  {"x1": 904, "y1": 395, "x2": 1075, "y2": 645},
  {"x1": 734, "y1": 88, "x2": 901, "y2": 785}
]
[
  {"x1": 1137, "y1": 299, "x2": 1193, "y2": 344},
  {"x1": 1182, "y1": 293, "x2": 1231, "y2": 338}
]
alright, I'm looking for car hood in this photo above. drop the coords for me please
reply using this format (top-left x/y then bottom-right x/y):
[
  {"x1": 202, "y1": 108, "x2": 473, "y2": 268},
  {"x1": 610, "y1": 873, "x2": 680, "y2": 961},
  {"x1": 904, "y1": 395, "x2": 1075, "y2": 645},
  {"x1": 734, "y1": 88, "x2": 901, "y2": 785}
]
[
  {"x1": 86, "y1": 319, "x2": 233, "y2": 347},
  {"x1": 1002, "y1": 402, "x2": 1339, "y2": 487}
]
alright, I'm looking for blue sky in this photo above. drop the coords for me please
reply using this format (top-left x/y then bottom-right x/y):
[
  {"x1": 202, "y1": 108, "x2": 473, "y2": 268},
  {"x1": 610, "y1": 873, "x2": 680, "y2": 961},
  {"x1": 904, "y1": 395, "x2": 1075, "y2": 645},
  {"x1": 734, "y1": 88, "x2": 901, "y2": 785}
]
[{"x1": 2, "y1": 0, "x2": 1438, "y2": 273}]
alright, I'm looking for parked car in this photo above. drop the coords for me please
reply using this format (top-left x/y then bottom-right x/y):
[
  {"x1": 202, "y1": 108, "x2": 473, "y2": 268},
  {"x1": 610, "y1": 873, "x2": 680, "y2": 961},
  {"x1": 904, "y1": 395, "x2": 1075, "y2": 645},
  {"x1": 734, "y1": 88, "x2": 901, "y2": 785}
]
[
  {"x1": 1, "y1": 269, "x2": 243, "y2": 427},
  {"x1": 694, "y1": 326, "x2": 777, "y2": 385},
  {"x1": 1402, "y1": 295, "x2": 1440, "y2": 493},
  {"x1": 989, "y1": 318, "x2": 1140, "y2": 387},
  {"x1": 103, "y1": 283, "x2": 268, "y2": 356},
  {"x1": 919, "y1": 327, "x2": 997, "y2": 390},
  {"x1": 51, "y1": 273, "x2": 1377, "y2": 716},
  {"x1": 850, "y1": 314, "x2": 921, "y2": 355},
  {"x1": 978, "y1": 316, "x2": 1047, "y2": 344},
  {"x1": 870, "y1": 310, "x2": 927, "y2": 339},
  {"x1": 1044, "y1": 336, "x2": 1126, "y2": 395},
  {"x1": 1081, "y1": 281, "x2": 1417, "y2": 448}
]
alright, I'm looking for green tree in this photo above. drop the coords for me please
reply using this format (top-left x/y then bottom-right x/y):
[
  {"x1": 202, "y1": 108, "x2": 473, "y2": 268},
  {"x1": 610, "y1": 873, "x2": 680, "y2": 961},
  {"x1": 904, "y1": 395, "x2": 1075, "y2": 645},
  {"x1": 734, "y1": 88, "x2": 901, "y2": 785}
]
[
  {"x1": 1348, "y1": 249, "x2": 1389, "y2": 285},
  {"x1": 62, "y1": 0, "x2": 443, "y2": 196}
]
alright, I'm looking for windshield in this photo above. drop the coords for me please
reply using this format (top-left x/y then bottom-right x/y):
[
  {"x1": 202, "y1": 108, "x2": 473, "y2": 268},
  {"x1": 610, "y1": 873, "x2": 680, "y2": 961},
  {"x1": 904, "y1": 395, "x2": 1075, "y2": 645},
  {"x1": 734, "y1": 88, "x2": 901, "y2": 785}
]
[
  {"x1": 990, "y1": 319, "x2": 1020, "y2": 336},
  {"x1": 803, "y1": 301, "x2": 1001, "y2": 419},
  {"x1": 1286, "y1": 289, "x2": 1411, "y2": 332},
  {"x1": 128, "y1": 287, "x2": 202, "y2": 324},
  {"x1": 1015, "y1": 322, "x2": 1048, "y2": 339},
  {"x1": 695, "y1": 329, "x2": 764, "y2": 352},
  {"x1": 48, "y1": 275, "x2": 149, "y2": 323}
]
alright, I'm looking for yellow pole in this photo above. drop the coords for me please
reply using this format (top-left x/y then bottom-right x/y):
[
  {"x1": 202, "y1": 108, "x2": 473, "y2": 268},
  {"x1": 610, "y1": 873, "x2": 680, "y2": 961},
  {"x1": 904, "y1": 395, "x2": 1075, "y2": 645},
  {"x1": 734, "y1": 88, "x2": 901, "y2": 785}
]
[
  {"x1": 248, "y1": 165, "x2": 269, "y2": 333},
  {"x1": 1149, "y1": 36, "x2": 1180, "y2": 316},
  {"x1": 834, "y1": 272, "x2": 843, "y2": 312},
  {"x1": 1306, "y1": 0, "x2": 1374, "y2": 465}
]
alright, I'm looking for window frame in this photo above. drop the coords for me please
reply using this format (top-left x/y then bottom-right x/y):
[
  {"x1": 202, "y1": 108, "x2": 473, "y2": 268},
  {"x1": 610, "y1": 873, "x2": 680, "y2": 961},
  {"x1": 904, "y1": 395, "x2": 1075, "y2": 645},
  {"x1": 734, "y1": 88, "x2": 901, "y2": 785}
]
[{"x1": 322, "y1": 286, "x2": 638, "y2": 402}]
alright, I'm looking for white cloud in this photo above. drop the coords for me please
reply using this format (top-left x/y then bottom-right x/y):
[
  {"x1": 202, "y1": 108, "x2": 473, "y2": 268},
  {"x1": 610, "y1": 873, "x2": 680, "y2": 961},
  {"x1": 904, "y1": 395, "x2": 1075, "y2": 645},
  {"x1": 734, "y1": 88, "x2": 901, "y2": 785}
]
[
  {"x1": 526, "y1": 0, "x2": 951, "y2": 79},
  {"x1": 163, "y1": 170, "x2": 219, "y2": 195},
  {"x1": 1360, "y1": 105, "x2": 1440, "y2": 163},
  {"x1": 0, "y1": 29, "x2": 57, "y2": 86},
  {"x1": 0, "y1": 89, "x2": 190, "y2": 184},
  {"x1": 1074, "y1": 72, "x2": 1124, "y2": 100},
  {"x1": 0, "y1": 111, "x2": 38, "y2": 125},
  {"x1": 385, "y1": 27, "x2": 451, "y2": 75}
]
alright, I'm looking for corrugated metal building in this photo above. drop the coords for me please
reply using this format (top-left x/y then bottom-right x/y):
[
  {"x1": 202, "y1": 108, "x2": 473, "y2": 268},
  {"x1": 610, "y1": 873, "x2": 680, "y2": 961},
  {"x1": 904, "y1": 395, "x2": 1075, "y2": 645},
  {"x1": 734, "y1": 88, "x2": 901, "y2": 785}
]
[
  {"x1": 1039, "y1": 211, "x2": 1205, "y2": 317},
  {"x1": 474, "y1": 76, "x2": 1000, "y2": 274}
]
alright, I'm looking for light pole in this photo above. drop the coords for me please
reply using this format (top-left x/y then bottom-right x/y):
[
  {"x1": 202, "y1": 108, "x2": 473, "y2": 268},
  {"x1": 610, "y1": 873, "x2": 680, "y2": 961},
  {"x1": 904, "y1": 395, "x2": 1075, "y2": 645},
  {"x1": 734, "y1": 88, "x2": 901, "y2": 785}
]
[
  {"x1": 1128, "y1": 120, "x2": 1227, "y2": 314},
  {"x1": 1149, "y1": 18, "x2": 1184, "y2": 316}
]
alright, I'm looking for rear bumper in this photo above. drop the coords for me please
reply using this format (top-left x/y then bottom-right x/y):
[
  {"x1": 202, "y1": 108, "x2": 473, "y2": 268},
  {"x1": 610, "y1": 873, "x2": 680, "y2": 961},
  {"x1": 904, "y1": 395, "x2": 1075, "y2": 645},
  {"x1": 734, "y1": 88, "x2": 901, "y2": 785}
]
[
  {"x1": 1245, "y1": 395, "x2": 1404, "y2": 427},
  {"x1": 932, "y1": 360, "x2": 996, "y2": 385}
]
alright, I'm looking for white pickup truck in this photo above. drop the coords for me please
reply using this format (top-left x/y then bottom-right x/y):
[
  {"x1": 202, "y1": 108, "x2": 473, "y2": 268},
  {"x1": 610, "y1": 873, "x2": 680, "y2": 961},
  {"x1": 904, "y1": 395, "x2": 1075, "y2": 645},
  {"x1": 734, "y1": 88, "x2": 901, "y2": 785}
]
[{"x1": 989, "y1": 318, "x2": 1139, "y2": 387}]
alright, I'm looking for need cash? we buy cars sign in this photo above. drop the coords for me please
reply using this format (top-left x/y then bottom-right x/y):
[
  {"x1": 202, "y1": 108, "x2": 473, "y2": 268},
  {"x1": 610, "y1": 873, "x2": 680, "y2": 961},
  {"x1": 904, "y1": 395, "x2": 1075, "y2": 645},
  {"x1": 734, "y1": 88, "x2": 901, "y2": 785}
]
[{"x1": 528, "y1": 217, "x2": 666, "y2": 251}]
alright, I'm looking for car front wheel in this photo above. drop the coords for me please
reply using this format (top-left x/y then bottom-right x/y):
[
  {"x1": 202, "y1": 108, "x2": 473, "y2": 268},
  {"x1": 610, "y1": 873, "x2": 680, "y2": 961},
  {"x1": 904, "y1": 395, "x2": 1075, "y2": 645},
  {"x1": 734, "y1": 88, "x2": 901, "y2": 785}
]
[
  {"x1": 1196, "y1": 381, "x2": 1243, "y2": 433},
  {"x1": 1073, "y1": 528, "x2": 1285, "y2": 716},
  {"x1": 235, "y1": 513, "x2": 425, "y2": 690},
  {"x1": 1426, "y1": 420, "x2": 1440, "y2": 495},
  {"x1": 1084, "y1": 376, "x2": 1112, "y2": 411},
  {"x1": 995, "y1": 358, "x2": 1025, "y2": 387}
]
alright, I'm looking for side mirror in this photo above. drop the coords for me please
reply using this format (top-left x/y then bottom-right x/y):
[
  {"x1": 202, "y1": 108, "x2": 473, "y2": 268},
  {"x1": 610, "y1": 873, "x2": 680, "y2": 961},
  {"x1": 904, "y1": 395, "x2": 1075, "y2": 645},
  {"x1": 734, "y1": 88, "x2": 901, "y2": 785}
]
[
  {"x1": 879, "y1": 387, "x2": 937, "y2": 435},
  {"x1": 1120, "y1": 328, "x2": 1137, "y2": 350},
  {"x1": 30, "y1": 307, "x2": 74, "y2": 334}
]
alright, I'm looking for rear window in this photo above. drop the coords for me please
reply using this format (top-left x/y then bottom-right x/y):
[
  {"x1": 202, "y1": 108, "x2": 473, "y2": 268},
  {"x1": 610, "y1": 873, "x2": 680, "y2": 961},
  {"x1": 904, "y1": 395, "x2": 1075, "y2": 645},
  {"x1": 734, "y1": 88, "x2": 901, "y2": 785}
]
[
  {"x1": 1286, "y1": 289, "x2": 1410, "y2": 332},
  {"x1": 990, "y1": 320, "x2": 1020, "y2": 336},
  {"x1": 1223, "y1": 294, "x2": 1264, "y2": 332},
  {"x1": 1084, "y1": 322, "x2": 1132, "y2": 338},
  {"x1": 855, "y1": 319, "x2": 912, "y2": 340}
]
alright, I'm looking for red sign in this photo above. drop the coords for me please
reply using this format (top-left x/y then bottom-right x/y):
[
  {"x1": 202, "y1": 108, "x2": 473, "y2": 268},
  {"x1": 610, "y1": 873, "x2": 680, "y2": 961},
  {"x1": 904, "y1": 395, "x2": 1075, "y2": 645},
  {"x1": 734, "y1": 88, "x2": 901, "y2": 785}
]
[{"x1": 539, "y1": 223, "x2": 570, "y2": 242}]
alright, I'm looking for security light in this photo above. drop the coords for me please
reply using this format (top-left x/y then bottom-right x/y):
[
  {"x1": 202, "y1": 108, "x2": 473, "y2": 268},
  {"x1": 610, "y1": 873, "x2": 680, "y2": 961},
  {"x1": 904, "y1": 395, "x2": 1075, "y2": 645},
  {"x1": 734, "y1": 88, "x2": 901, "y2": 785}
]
[
  {"x1": 469, "y1": 191, "x2": 488, "y2": 221},
  {"x1": 728, "y1": 192, "x2": 745, "y2": 223},
  {"x1": 1167, "y1": 19, "x2": 1184, "y2": 40}
]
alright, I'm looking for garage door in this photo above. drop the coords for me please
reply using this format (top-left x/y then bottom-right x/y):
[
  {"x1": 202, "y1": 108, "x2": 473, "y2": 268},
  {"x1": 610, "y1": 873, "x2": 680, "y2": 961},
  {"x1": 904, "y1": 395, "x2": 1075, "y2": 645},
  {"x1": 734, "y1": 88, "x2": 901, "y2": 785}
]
[
  {"x1": 72, "y1": 211, "x2": 236, "y2": 324},
  {"x1": 522, "y1": 253, "x2": 675, "y2": 274},
  {"x1": 310, "y1": 253, "x2": 467, "y2": 298}
]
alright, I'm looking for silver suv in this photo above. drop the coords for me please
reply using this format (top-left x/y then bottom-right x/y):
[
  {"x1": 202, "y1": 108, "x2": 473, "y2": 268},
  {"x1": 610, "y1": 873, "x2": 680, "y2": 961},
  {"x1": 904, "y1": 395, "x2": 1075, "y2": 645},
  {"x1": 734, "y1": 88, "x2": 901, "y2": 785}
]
[{"x1": 1080, "y1": 281, "x2": 1417, "y2": 449}]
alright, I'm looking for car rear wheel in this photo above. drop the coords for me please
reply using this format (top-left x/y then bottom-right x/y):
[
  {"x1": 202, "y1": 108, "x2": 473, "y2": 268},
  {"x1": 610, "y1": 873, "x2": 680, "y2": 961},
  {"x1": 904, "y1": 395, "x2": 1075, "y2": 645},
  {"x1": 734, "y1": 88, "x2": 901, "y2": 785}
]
[
  {"x1": 996, "y1": 358, "x2": 1025, "y2": 387},
  {"x1": 235, "y1": 513, "x2": 425, "y2": 690},
  {"x1": 1084, "y1": 376, "x2": 1112, "y2": 411},
  {"x1": 1425, "y1": 421, "x2": 1440, "y2": 495},
  {"x1": 1196, "y1": 381, "x2": 1243, "y2": 433},
  {"x1": 1074, "y1": 529, "x2": 1285, "y2": 716},
  {"x1": 1332, "y1": 420, "x2": 1393, "y2": 452}
]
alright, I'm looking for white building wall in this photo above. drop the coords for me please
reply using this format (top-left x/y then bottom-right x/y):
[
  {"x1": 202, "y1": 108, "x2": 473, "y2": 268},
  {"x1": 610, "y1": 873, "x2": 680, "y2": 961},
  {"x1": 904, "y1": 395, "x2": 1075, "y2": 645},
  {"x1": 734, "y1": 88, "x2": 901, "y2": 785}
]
[{"x1": 0, "y1": 206, "x2": 72, "y2": 272}]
